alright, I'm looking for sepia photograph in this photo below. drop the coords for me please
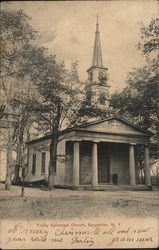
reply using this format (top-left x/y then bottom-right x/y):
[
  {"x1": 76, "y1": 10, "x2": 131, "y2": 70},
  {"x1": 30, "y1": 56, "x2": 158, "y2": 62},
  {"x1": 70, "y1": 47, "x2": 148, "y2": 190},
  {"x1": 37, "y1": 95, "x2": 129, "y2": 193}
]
[{"x1": 0, "y1": 0, "x2": 158, "y2": 249}]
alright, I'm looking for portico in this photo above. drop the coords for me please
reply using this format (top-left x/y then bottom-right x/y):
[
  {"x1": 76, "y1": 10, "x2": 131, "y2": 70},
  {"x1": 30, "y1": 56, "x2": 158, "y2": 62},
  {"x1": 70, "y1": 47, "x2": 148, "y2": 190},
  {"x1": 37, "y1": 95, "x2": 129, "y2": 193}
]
[{"x1": 64, "y1": 117, "x2": 152, "y2": 189}]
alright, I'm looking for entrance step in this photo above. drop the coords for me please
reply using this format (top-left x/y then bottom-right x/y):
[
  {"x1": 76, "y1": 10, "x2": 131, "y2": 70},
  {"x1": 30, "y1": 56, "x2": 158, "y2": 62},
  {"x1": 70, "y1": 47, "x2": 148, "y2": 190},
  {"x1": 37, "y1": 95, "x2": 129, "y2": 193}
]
[{"x1": 75, "y1": 184, "x2": 152, "y2": 191}]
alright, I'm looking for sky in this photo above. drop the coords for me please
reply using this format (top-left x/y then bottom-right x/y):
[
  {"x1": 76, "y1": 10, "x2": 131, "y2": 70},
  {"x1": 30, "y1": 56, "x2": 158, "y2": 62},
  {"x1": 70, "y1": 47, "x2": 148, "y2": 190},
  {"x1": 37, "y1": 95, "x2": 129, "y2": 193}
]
[{"x1": 6, "y1": 0, "x2": 158, "y2": 93}]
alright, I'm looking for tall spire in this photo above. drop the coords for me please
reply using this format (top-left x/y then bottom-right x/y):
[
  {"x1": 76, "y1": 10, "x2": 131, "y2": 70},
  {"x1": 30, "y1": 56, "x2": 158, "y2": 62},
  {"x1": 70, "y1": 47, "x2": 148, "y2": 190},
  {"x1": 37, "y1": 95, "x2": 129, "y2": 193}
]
[{"x1": 91, "y1": 14, "x2": 103, "y2": 67}]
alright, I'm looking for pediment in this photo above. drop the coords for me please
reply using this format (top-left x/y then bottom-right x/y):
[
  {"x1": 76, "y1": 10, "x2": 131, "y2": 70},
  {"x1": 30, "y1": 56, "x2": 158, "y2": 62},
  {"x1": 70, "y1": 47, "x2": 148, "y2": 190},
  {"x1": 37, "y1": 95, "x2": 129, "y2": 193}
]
[{"x1": 79, "y1": 118, "x2": 149, "y2": 136}]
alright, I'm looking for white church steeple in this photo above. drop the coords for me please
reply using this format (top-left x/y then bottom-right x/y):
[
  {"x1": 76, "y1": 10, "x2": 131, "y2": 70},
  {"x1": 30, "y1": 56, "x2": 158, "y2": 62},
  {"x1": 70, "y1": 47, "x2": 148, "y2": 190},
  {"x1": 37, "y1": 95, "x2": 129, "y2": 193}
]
[
  {"x1": 91, "y1": 14, "x2": 103, "y2": 67},
  {"x1": 86, "y1": 15, "x2": 110, "y2": 109}
]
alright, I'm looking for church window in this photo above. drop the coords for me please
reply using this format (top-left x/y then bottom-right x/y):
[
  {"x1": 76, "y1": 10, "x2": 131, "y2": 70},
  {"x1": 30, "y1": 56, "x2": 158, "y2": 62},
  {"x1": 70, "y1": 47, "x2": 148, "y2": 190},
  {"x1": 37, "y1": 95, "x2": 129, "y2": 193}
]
[
  {"x1": 89, "y1": 72, "x2": 93, "y2": 81},
  {"x1": 99, "y1": 93, "x2": 106, "y2": 105},
  {"x1": 86, "y1": 89, "x2": 92, "y2": 103},
  {"x1": 32, "y1": 154, "x2": 36, "y2": 174},
  {"x1": 66, "y1": 141, "x2": 73, "y2": 156},
  {"x1": 41, "y1": 152, "x2": 46, "y2": 174},
  {"x1": 98, "y1": 71, "x2": 107, "y2": 86},
  {"x1": 98, "y1": 71, "x2": 103, "y2": 80}
]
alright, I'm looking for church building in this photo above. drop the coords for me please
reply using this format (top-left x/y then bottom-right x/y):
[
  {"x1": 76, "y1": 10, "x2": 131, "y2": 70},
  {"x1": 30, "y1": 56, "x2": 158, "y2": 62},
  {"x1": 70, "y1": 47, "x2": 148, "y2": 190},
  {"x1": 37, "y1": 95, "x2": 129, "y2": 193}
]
[{"x1": 25, "y1": 19, "x2": 152, "y2": 190}]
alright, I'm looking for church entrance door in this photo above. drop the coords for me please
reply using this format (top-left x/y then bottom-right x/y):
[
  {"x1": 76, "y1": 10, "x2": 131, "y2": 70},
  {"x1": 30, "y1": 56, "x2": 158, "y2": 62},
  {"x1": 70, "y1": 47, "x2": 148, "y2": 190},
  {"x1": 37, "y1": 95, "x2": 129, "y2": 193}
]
[{"x1": 98, "y1": 143, "x2": 110, "y2": 183}]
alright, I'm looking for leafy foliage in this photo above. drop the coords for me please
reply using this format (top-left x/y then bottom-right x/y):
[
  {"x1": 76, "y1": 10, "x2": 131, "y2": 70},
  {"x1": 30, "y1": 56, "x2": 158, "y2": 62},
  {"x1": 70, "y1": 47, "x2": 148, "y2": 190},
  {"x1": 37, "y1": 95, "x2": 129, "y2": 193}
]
[
  {"x1": 0, "y1": 7, "x2": 39, "y2": 185},
  {"x1": 0, "y1": 8, "x2": 37, "y2": 81},
  {"x1": 138, "y1": 18, "x2": 159, "y2": 55},
  {"x1": 111, "y1": 18, "x2": 159, "y2": 160}
]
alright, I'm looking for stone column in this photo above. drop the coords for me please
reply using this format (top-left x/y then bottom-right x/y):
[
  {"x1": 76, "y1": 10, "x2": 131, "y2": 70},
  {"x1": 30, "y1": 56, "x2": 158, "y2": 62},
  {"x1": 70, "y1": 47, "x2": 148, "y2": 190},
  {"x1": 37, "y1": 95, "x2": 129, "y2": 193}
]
[
  {"x1": 145, "y1": 145, "x2": 151, "y2": 186},
  {"x1": 73, "y1": 141, "x2": 80, "y2": 186},
  {"x1": 92, "y1": 142, "x2": 98, "y2": 186},
  {"x1": 129, "y1": 144, "x2": 136, "y2": 185}
]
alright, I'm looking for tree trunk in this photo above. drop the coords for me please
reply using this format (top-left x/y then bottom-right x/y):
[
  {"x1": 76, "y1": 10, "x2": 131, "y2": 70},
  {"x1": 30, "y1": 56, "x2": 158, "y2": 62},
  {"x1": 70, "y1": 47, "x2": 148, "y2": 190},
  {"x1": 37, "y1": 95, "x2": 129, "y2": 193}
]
[
  {"x1": 4, "y1": 130, "x2": 12, "y2": 190},
  {"x1": 14, "y1": 164, "x2": 21, "y2": 184},
  {"x1": 48, "y1": 100, "x2": 61, "y2": 190},
  {"x1": 48, "y1": 135, "x2": 58, "y2": 190},
  {"x1": 4, "y1": 165, "x2": 12, "y2": 190},
  {"x1": 13, "y1": 134, "x2": 23, "y2": 184}
]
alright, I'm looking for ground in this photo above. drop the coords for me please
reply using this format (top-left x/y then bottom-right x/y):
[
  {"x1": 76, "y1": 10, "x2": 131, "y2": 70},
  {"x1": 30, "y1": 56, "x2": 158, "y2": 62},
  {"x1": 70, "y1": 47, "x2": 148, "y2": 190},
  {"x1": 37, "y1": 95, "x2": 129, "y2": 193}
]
[{"x1": 0, "y1": 183, "x2": 158, "y2": 220}]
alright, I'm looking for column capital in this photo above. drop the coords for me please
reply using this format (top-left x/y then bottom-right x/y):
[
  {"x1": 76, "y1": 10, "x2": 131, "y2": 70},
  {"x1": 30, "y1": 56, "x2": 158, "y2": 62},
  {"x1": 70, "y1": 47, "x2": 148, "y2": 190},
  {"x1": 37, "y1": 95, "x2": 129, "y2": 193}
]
[
  {"x1": 129, "y1": 143, "x2": 136, "y2": 146},
  {"x1": 70, "y1": 139, "x2": 82, "y2": 142}
]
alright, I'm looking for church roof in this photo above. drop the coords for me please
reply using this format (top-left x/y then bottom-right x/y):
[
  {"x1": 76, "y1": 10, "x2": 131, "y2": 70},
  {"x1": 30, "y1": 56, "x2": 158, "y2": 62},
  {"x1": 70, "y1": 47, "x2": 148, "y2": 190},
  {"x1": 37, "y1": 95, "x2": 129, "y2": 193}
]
[
  {"x1": 26, "y1": 116, "x2": 152, "y2": 145},
  {"x1": 75, "y1": 116, "x2": 153, "y2": 136}
]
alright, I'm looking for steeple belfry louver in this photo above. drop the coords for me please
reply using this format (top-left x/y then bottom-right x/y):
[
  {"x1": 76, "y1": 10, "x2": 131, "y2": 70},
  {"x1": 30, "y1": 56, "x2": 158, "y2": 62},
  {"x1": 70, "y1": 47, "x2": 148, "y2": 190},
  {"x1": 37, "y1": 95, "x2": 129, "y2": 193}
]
[{"x1": 91, "y1": 14, "x2": 103, "y2": 67}]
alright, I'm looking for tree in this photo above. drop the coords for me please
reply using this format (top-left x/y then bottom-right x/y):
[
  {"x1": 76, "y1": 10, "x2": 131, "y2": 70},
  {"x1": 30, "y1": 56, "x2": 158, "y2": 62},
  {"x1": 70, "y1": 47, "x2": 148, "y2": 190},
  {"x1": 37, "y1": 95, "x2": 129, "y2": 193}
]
[
  {"x1": 0, "y1": 6, "x2": 38, "y2": 188},
  {"x1": 0, "y1": 7, "x2": 36, "y2": 81},
  {"x1": 138, "y1": 18, "x2": 159, "y2": 55},
  {"x1": 110, "y1": 18, "x2": 159, "y2": 172},
  {"x1": 10, "y1": 44, "x2": 48, "y2": 184},
  {"x1": 29, "y1": 50, "x2": 108, "y2": 190},
  {"x1": 11, "y1": 84, "x2": 35, "y2": 183}
]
